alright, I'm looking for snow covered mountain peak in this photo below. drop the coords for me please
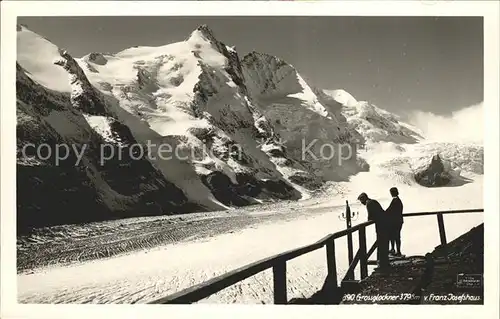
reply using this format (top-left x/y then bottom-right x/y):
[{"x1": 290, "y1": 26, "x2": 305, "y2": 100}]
[
  {"x1": 319, "y1": 88, "x2": 483, "y2": 188},
  {"x1": 189, "y1": 24, "x2": 219, "y2": 44},
  {"x1": 322, "y1": 89, "x2": 424, "y2": 145},
  {"x1": 17, "y1": 25, "x2": 74, "y2": 93},
  {"x1": 324, "y1": 89, "x2": 359, "y2": 107}
]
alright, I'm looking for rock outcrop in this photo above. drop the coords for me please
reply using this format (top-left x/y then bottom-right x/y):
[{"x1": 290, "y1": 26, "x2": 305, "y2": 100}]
[{"x1": 414, "y1": 154, "x2": 453, "y2": 187}]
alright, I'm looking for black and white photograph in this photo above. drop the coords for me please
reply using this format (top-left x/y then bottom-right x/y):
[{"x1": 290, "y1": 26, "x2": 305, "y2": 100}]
[{"x1": 1, "y1": 0, "x2": 499, "y2": 316}]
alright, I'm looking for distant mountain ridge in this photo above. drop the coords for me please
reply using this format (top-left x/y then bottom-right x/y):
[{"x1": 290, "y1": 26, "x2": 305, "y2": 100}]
[
  {"x1": 16, "y1": 24, "x2": 483, "y2": 231},
  {"x1": 323, "y1": 89, "x2": 425, "y2": 145},
  {"x1": 323, "y1": 89, "x2": 483, "y2": 187}
]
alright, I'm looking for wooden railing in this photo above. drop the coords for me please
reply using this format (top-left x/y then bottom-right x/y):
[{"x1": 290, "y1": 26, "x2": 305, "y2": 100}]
[{"x1": 148, "y1": 208, "x2": 483, "y2": 304}]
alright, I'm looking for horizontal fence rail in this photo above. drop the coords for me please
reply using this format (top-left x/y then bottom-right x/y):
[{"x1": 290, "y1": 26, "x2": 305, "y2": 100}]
[
  {"x1": 149, "y1": 208, "x2": 483, "y2": 304},
  {"x1": 402, "y1": 208, "x2": 484, "y2": 218}
]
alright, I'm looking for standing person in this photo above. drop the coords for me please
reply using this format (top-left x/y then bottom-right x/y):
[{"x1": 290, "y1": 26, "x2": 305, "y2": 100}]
[
  {"x1": 357, "y1": 192, "x2": 390, "y2": 269},
  {"x1": 386, "y1": 187, "x2": 404, "y2": 257}
]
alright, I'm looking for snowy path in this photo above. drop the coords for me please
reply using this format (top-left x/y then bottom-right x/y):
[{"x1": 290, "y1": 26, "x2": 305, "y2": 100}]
[{"x1": 18, "y1": 177, "x2": 483, "y2": 304}]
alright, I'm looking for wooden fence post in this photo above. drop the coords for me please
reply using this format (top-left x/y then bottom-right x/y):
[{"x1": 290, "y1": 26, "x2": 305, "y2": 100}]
[
  {"x1": 437, "y1": 213, "x2": 447, "y2": 245},
  {"x1": 273, "y1": 261, "x2": 287, "y2": 304},
  {"x1": 345, "y1": 201, "x2": 354, "y2": 267},
  {"x1": 326, "y1": 240, "x2": 338, "y2": 288},
  {"x1": 358, "y1": 226, "x2": 368, "y2": 279}
]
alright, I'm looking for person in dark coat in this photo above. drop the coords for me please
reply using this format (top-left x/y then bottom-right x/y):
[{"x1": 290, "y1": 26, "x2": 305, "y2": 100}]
[
  {"x1": 386, "y1": 187, "x2": 404, "y2": 256},
  {"x1": 357, "y1": 192, "x2": 389, "y2": 269}
]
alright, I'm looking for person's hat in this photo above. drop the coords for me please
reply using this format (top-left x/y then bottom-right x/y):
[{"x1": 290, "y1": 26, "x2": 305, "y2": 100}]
[
  {"x1": 357, "y1": 192, "x2": 368, "y2": 201},
  {"x1": 390, "y1": 187, "x2": 399, "y2": 196}
]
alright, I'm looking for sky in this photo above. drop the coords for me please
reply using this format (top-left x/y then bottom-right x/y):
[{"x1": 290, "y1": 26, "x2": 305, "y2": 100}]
[{"x1": 17, "y1": 16, "x2": 483, "y2": 117}]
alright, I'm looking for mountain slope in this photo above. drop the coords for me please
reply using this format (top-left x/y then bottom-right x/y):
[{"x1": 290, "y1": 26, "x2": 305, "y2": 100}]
[
  {"x1": 16, "y1": 25, "x2": 367, "y2": 230},
  {"x1": 326, "y1": 89, "x2": 424, "y2": 146},
  {"x1": 242, "y1": 53, "x2": 365, "y2": 183},
  {"x1": 324, "y1": 89, "x2": 484, "y2": 187},
  {"x1": 16, "y1": 27, "x2": 209, "y2": 231}
]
